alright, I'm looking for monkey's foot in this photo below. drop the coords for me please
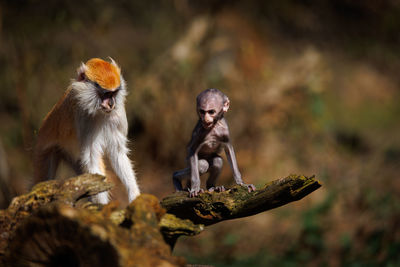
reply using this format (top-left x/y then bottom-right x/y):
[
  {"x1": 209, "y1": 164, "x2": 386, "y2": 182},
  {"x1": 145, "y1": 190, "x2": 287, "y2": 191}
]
[
  {"x1": 172, "y1": 177, "x2": 184, "y2": 191},
  {"x1": 239, "y1": 183, "x2": 256, "y2": 192},
  {"x1": 208, "y1": 186, "x2": 225, "y2": 193},
  {"x1": 188, "y1": 188, "x2": 205, "y2": 198}
]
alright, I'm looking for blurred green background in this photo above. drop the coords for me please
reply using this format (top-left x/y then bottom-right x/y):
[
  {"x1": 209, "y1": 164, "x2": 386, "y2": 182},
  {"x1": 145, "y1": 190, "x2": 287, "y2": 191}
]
[{"x1": 1, "y1": 1, "x2": 400, "y2": 266}]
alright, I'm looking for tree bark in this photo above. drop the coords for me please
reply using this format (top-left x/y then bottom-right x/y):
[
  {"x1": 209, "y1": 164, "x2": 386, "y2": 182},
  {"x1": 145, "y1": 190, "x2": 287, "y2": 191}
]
[
  {"x1": 0, "y1": 174, "x2": 321, "y2": 266},
  {"x1": 161, "y1": 174, "x2": 321, "y2": 225},
  {"x1": 5, "y1": 198, "x2": 185, "y2": 267},
  {"x1": 0, "y1": 174, "x2": 185, "y2": 266}
]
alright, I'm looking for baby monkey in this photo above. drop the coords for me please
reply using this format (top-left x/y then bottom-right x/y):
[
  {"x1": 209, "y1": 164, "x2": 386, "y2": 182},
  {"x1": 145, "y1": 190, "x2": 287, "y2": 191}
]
[{"x1": 173, "y1": 88, "x2": 256, "y2": 197}]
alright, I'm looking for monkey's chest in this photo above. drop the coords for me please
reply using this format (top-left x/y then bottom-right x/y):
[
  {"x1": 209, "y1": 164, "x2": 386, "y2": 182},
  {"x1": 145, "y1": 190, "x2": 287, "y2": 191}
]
[{"x1": 199, "y1": 139, "x2": 222, "y2": 155}]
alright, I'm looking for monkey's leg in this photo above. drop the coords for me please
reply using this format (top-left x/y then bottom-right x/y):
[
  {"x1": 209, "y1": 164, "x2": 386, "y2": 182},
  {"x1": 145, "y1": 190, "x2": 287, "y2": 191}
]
[
  {"x1": 60, "y1": 149, "x2": 83, "y2": 175},
  {"x1": 188, "y1": 159, "x2": 209, "y2": 189},
  {"x1": 33, "y1": 147, "x2": 61, "y2": 184},
  {"x1": 187, "y1": 159, "x2": 209, "y2": 197},
  {"x1": 173, "y1": 159, "x2": 209, "y2": 191},
  {"x1": 199, "y1": 159, "x2": 210, "y2": 175},
  {"x1": 172, "y1": 168, "x2": 190, "y2": 191},
  {"x1": 206, "y1": 156, "x2": 225, "y2": 192}
]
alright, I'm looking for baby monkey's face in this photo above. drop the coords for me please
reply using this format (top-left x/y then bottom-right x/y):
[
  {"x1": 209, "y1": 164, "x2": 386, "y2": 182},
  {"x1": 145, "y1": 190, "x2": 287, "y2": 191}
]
[{"x1": 197, "y1": 96, "x2": 223, "y2": 129}]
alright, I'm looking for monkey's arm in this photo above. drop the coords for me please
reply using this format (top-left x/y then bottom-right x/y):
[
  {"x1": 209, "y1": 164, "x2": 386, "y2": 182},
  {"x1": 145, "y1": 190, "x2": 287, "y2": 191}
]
[
  {"x1": 109, "y1": 151, "x2": 140, "y2": 202},
  {"x1": 224, "y1": 142, "x2": 256, "y2": 192},
  {"x1": 224, "y1": 142, "x2": 242, "y2": 183},
  {"x1": 106, "y1": 113, "x2": 140, "y2": 203},
  {"x1": 188, "y1": 141, "x2": 207, "y2": 197},
  {"x1": 188, "y1": 152, "x2": 202, "y2": 197}
]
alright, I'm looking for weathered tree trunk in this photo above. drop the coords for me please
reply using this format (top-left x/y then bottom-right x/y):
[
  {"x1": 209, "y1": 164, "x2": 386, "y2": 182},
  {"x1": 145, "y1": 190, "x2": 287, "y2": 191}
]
[
  {"x1": 160, "y1": 174, "x2": 321, "y2": 247},
  {"x1": 161, "y1": 174, "x2": 321, "y2": 225},
  {"x1": 0, "y1": 174, "x2": 185, "y2": 266},
  {"x1": 0, "y1": 174, "x2": 321, "y2": 266},
  {"x1": 5, "y1": 197, "x2": 185, "y2": 267}
]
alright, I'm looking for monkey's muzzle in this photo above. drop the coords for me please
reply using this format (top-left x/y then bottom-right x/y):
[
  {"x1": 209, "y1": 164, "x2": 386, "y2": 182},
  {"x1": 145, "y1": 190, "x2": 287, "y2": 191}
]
[{"x1": 100, "y1": 96, "x2": 115, "y2": 112}]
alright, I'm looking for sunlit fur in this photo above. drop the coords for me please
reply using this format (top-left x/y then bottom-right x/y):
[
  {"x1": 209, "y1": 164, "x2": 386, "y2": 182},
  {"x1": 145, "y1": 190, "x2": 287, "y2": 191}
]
[
  {"x1": 72, "y1": 75, "x2": 127, "y2": 116},
  {"x1": 34, "y1": 58, "x2": 140, "y2": 204},
  {"x1": 84, "y1": 58, "x2": 121, "y2": 90}
]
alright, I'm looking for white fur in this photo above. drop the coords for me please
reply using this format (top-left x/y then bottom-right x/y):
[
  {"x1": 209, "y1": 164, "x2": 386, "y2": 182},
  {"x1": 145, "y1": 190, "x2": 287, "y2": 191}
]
[{"x1": 71, "y1": 71, "x2": 139, "y2": 204}]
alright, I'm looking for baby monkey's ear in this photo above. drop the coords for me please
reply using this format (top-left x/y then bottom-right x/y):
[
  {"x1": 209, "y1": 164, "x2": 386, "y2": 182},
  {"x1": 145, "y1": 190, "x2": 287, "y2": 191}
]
[{"x1": 222, "y1": 98, "x2": 230, "y2": 113}]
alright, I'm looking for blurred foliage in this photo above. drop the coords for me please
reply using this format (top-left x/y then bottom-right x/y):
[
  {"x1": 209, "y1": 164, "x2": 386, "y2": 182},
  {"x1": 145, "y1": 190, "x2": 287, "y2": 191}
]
[{"x1": 1, "y1": 0, "x2": 400, "y2": 266}]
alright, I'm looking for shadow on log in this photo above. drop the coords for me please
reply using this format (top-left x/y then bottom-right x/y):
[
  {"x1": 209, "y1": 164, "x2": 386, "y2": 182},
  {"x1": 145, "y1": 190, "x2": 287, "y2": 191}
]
[{"x1": 0, "y1": 174, "x2": 321, "y2": 266}]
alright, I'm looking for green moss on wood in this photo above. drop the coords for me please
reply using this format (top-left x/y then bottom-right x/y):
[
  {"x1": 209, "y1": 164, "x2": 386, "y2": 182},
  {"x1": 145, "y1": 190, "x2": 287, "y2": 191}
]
[
  {"x1": 161, "y1": 174, "x2": 322, "y2": 226},
  {"x1": 160, "y1": 213, "x2": 204, "y2": 237},
  {"x1": 0, "y1": 173, "x2": 321, "y2": 265}
]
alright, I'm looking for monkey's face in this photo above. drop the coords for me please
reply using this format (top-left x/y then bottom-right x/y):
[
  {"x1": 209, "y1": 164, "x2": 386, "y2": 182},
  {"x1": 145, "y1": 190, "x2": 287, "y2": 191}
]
[
  {"x1": 74, "y1": 58, "x2": 126, "y2": 115},
  {"x1": 85, "y1": 58, "x2": 121, "y2": 114},
  {"x1": 96, "y1": 85, "x2": 120, "y2": 113},
  {"x1": 197, "y1": 96, "x2": 224, "y2": 130}
]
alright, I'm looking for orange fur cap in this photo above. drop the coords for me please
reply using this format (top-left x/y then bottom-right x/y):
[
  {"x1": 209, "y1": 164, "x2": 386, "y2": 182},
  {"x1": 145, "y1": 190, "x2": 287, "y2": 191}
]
[{"x1": 85, "y1": 58, "x2": 121, "y2": 90}]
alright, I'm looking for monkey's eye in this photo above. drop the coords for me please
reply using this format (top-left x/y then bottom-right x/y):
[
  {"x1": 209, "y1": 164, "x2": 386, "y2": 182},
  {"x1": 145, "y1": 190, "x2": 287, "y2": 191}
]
[
  {"x1": 103, "y1": 92, "x2": 113, "y2": 98},
  {"x1": 199, "y1": 110, "x2": 206, "y2": 115},
  {"x1": 208, "y1": 110, "x2": 216, "y2": 115}
]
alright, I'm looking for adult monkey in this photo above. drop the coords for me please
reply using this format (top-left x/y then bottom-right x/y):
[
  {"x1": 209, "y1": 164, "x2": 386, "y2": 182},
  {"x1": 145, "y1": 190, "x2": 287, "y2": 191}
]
[
  {"x1": 173, "y1": 88, "x2": 256, "y2": 197},
  {"x1": 34, "y1": 58, "x2": 140, "y2": 204}
]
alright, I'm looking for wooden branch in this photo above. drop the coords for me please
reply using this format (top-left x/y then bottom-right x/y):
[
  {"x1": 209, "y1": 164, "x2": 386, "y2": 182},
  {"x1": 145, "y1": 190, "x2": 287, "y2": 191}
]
[
  {"x1": 159, "y1": 214, "x2": 204, "y2": 248},
  {"x1": 0, "y1": 173, "x2": 321, "y2": 265},
  {"x1": 0, "y1": 174, "x2": 186, "y2": 266},
  {"x1": 5, "y1": 198, "x2": 184, "y2": 267},
  {"x1": 7, "y1": 173, "x2": 112, "y2": 215},
  {"x1": 161, "y1": 174, "x2": 322, "y2": 225},
  {"x1": 0, "y1": 174, "x2": 111, "y2": 258}
]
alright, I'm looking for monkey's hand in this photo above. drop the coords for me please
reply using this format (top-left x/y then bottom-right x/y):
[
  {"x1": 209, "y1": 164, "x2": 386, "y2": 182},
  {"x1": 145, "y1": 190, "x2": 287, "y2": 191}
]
[
  {"x1": 238, "y1": 182, "x2": 256, "y2": 192},
  {"x1": 188, "y1": 188, "x2": 205, "y2": 198},
  {"x1": 208, "y1": 186, "x2": 226, "y2": 193}
]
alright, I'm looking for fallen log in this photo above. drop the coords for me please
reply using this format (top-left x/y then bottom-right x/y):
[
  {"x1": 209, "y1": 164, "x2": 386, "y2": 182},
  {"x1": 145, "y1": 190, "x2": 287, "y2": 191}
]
[
  {"x1": 0, "y1": 174, "x2": 321, "y2": 266},
  {"x1": 161, "y1": 174, "x2": 322, "y2": 225},
  {"x1": 0, "y1": 174, "x2": 185, "y2": 266},
  {"x1": 5, "y1": 198, "x2": 184, "y2": 267}
]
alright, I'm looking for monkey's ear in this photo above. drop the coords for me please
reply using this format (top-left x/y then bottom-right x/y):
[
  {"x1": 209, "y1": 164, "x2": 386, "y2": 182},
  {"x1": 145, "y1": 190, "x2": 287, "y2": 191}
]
[
  {"x1": 223, "y1": 98, "x2": 230, "y2": 113},
  {"x1": 108, "y1": 57, "x2": 121, "y2": 74},
  {"x1": 76, "y1": 62, "x2": 87, "y2": 81}
]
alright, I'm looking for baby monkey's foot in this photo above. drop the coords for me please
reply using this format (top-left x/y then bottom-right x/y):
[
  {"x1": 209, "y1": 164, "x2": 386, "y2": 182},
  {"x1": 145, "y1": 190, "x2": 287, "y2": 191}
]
[
  {"x1": 188, "y1": 188, "x2": 205, "y2": 198},
  {"x1": 239, "y1": 183, "x2": 256, "y2": 192},
  {"x1": 208, "y1": 186, "x2": 226, "y2": 193}
]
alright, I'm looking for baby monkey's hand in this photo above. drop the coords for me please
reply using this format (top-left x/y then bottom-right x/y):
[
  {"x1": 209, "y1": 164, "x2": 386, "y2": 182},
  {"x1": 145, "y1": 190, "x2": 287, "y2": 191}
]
[
  {"x1": 208, "y1": 186, "x2": 226, "y2": 193},
  {"x1": 188, "y1": 188, "x2": 205, "y2": 198}
]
